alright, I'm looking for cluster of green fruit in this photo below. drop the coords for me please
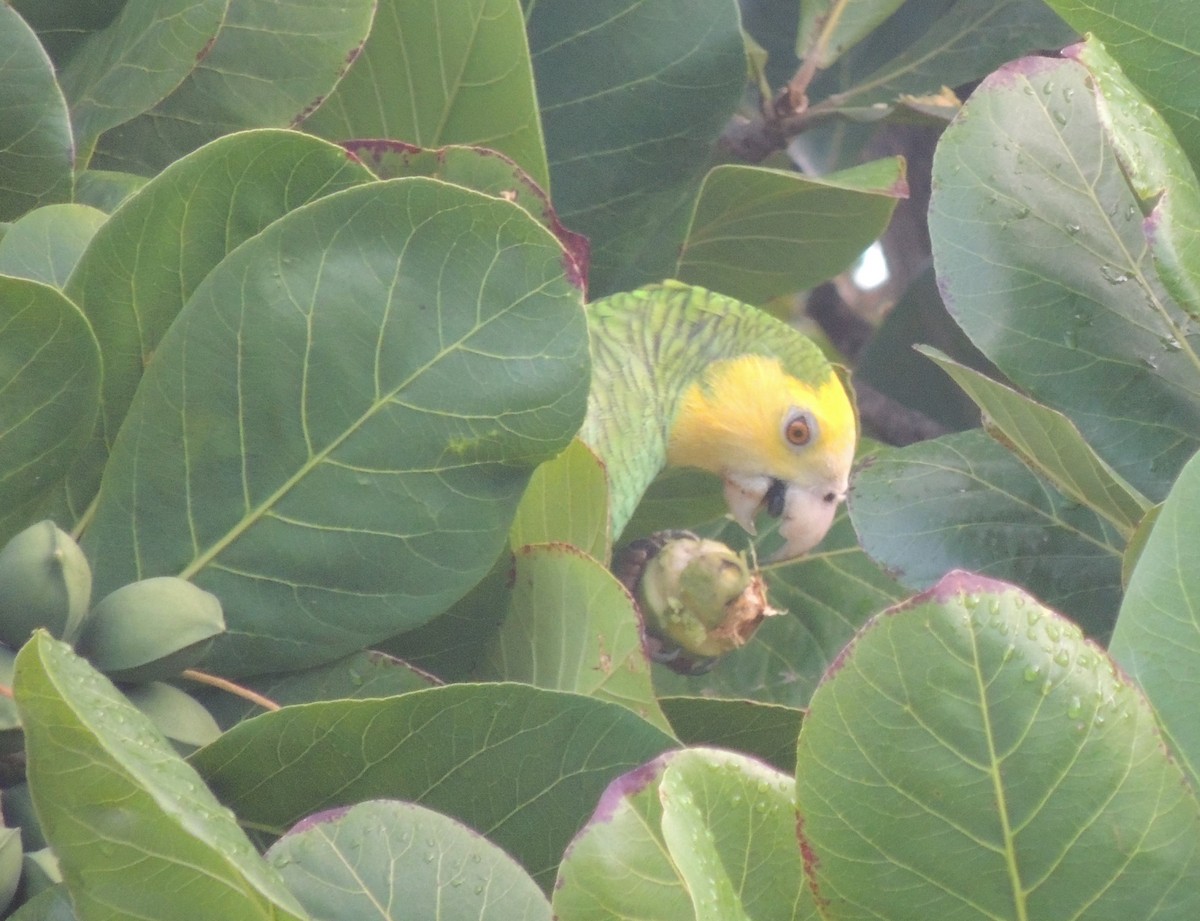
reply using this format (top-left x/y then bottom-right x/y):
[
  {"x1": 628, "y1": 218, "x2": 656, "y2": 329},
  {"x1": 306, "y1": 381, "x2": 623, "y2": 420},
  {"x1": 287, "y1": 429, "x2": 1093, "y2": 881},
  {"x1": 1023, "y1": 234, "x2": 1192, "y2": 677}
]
[{"x1": 0, "y1": 521, "x2": 224, "y2": 689}]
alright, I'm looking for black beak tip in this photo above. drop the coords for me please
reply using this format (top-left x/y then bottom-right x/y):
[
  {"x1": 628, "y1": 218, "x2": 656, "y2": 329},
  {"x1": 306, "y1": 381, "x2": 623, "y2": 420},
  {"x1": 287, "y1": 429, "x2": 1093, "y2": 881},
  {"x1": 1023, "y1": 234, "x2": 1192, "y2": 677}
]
[{"x1": 764, "y1": 478, "x2": 787, "y2": 518}]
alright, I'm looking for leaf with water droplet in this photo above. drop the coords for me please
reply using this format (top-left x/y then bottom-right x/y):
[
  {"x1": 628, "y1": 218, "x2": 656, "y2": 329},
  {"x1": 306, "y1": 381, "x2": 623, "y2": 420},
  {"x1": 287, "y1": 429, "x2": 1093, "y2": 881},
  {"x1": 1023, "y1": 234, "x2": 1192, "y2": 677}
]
[
  {"x1": 13, "y1": 632, "x2": 307, "y2": 920},
  {"x1": 269, "y1": 800, "x2": 550, "y2": 920},
  {"x1": 795, "y1": 573, "x2": 1200, "y2": 918}
]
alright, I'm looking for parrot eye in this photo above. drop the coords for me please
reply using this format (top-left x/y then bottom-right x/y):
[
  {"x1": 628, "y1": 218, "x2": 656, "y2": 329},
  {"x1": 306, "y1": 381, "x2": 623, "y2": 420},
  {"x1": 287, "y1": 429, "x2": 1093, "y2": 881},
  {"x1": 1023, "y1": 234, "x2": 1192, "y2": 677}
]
[{"x1": 783, "y1": 410, "x2": 815, "y2": 447}]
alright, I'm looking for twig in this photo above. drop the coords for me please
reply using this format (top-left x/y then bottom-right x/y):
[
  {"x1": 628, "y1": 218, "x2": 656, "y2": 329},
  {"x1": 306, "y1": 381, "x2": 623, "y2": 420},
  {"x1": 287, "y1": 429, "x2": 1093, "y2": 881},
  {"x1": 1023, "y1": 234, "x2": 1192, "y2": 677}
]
[{"x1": 180, "y1": 668, "x2": 280, "y2": 712}]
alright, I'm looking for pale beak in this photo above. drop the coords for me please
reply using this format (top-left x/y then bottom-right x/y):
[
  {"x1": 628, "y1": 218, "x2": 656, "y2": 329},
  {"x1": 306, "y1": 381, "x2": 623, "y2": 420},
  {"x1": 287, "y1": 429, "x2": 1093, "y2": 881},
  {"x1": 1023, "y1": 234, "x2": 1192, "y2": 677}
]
[
  {"x1": 769, "y1": 482, "x2": 845, "y2": 561},
  {"x1": 722, "y1": 474, "x2": 773, "y2": 535},
  {"x1": 722, "y1": 474, "x2": 846, "y2": 562}
]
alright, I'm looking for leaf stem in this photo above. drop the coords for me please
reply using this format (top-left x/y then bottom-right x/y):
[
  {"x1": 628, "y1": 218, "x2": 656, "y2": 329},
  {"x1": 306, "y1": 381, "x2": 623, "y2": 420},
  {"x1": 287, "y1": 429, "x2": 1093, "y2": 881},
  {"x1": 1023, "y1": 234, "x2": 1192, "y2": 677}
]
[{"x1": 180, "y1": 668, "x2": 280, "y2": 712}]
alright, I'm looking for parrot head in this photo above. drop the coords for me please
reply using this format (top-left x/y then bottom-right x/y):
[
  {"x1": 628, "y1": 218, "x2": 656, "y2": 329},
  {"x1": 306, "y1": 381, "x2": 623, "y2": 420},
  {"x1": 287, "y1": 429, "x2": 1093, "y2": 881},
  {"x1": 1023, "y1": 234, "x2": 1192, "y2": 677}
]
[{"x1": 666, "y1": 354, "x2": 857, "y2": 561}]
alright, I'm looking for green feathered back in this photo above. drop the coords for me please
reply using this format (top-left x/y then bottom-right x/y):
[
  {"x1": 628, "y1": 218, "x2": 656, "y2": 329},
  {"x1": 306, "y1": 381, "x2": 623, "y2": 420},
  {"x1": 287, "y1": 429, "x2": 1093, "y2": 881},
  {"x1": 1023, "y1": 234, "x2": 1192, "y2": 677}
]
[{"x1": 581, "y1": 281, "x2": 838, "y2": 538}]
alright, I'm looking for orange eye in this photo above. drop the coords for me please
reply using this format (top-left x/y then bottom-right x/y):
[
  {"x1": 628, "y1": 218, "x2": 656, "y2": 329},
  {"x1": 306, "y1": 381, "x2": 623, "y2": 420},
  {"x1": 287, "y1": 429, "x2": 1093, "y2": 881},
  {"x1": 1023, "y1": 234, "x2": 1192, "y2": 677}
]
[{"x1": 784, "y1": 412, "x2": 812, "y2": 446}]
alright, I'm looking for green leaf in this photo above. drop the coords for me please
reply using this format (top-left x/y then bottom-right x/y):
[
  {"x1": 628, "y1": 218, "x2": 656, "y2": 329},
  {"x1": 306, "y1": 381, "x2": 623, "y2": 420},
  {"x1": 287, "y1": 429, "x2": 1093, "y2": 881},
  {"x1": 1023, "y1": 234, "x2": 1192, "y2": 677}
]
[
  {"x1": 7, "y1": 885, "x2": 77, "y2": 921},
  {"x1": 510, "y1": 439, "x2": 609, "y2": 561},
  {"x1": 1043, "y1": 0, "x2": 1200, "y2": 169},
  {"x1": 268, "y1": 800, "x2": 552, "y2": 921},
  {"x1": 920, "y1": 346, "x2": 1151, "y2": 536},
  {"x1": 61, "y1": 129, "x2": 373, "y2": 523},
  {"x1": 73, "y1": 169, "x2": 148, "y2": 213},
  {"x1": 0, "y1": 277, "x2": 101, "y2": 546},
  {"x1": 192, "y1": 684, "x2": 676, "y2": 888},
  {"x1": 9, "y1": 0, "x2": 125, "y2": 67},
  {"x1": 928, "y1": 54, "x2": 1200, "y2": 501},
  {"x1": 527, "y1": 0, "x2": 745, "y2": 295},
  {"x1": 854, "y1": 265, "x2": 990, "y2": 433},
  {"x1": 554, "y1": 747, "x2": 814, "y2": 920},
  {"x1": 850, "y1": 430, "x2": 1124, "y2": 638},
  {"x1": 0, "y1": 826, "x2": 21, "y2": 916},
  {"x1": 1111, "y1": 449, "x2": 1200, "y2": 791},
  {"x1": 13, "y1": 632, "x2": 308, "y2": 921},
  {"x1": 372, "y1": 555, "x2": 512, "y2": 681},
  {"x1": 797, "y1": 0, "x2": 905, "y2": 68},
  {"x1": 0, "y1": 6, "x2": 73, "y2": 220},
  {"x1": 479, "y1": 544, "x2": 671, "y2": 733},
  {"x1": 342, "y1": 140, "x2": 587, "y2": 284},
  {"x1": 659, "y1": 697, "x2": 803, "y2": 773},
  {"x1": 795, "y1": 572, "x2": 1200, "y2": 919},
  {"x1": 0, "y1": 205, "x2": 108, "y2": 287},
  {"x1": 194, "y1": 650, "x2": 436, "y2": 730},
  {"x1": 815, "y1": 0, "x2": 1077, "y2": 110},
  {"x1": 1068, "y1": 35, "x2": 1200, "y2": 318},
  {"x1": 82, "y1": 177, "x2": 589, "y2": 676},
  {"x1": 675, "y1": 158, "x2": 906, "y2": 306},
  {"x1": 91, "y1": 0, "x2": 375, "y2": 174},
  {"x1": 304, "y1": 0, "x2": 549, "y2": 192},
  {"x1": 56, "y1": 0, "x2": 228, "y2": 160}
]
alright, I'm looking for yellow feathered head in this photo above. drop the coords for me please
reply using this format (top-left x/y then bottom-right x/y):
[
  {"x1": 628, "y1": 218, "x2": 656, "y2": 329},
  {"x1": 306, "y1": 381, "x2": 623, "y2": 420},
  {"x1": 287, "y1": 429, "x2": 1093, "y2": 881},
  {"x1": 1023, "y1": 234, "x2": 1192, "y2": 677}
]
[{"x1": 666, "y1": 354, "x2": 857, "y2": 560}]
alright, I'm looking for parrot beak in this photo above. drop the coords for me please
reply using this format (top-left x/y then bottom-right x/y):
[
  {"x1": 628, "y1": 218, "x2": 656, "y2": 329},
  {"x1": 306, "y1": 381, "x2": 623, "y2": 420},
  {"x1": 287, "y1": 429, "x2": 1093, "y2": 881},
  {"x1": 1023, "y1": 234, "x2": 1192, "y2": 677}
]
[
  {"x1": 722, "y1": 474, "x2": 847, "y2": 562},
  {"x1": 768, "y1": 481, "x2": 845, "y2": 562}
]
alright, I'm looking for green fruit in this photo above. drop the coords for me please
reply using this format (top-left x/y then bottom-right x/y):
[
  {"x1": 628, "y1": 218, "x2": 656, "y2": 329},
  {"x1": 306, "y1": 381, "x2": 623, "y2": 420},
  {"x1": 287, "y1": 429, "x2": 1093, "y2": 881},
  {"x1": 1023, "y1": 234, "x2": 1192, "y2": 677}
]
[
  {"x1": 78, "y1": 576, "x2": 225, "y2": 683},
  {"x1": 629, "y1": 532, "x2": 780, "y2": 671},
  {"x1": 0, "y1": 521, "x2": 92, "y2": 647}
]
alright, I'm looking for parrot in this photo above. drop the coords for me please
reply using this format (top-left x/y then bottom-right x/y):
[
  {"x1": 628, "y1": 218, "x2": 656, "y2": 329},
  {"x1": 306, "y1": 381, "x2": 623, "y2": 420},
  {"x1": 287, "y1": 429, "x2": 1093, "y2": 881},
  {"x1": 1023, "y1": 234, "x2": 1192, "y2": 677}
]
[{"x1": 580, "y1": 281, "x2": 858, "y2": 562}]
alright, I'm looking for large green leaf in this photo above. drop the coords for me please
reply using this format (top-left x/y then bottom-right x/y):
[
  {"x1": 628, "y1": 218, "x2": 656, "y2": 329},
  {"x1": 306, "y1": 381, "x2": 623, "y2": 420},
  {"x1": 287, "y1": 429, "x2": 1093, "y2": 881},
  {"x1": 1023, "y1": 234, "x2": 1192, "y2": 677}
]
[
  {"x1": 479, "y1": 544, "x2": 671, "y2": 733},
  {"x1": 810, "y1": 0, "x2": 1077, "y2": 110},
  {"x1": 1111, "y1": 448, "x2": 1200, "y2": 790},
  {"x1": 14, "y1": 633, "x2": 308, "y2": 921},
  {"x1": 675, "y1": 158, "x2": 906, "y2": 306},
  {"x1": 192, "y1": 684, "x2": 676, "y2": 888},
  {"x1": 91, "y1": 0, "x2": 374, "y2": 174},
  {"x1": 0, "y1": 6, "x2": 73, "y2": 221},
  {"x1": 61, "y1": 129, "x2": 373, "y2": 523},
  {"x1": 527, "y1": 0, "x2": 746, "y2": 296},
  {"x1": 268, "y1": 800, "x2": 552, "y2": 921},
  {"x1": 1043, "y1": 0, "x2": 1200, "y2": 169},
  {"x1": 796, "y1": 572, "x2": 1200, "y2": 919},
  {"x1": 853, "y1": 266, "x2": 988, "y2": 433},
  {"x1": 195, "y1": 650, "x2": 436, "y2": 730},
  {"x1": 341, "y1": 141, "x2": 587, "y2": 285},
  {"x1": 82, "y1": 177, "x2": 589, "y2": 676},
  {"x1": 304, "y1": 0, "x2": 548, "y2": 192},
  {"x1": 0, "y1": 277, "x2": 101, "y2": 545},
  {"x1": 554, "y1": 747, "x2": 814, "y2": 921},
  {"x1": 509, "y1": 438, "x2": 609, "y2": 562},
  {"x1": 797, "y1": 0, "x2": 905, "y2": 68},
  {"x1": 8, "y1": 0, "x2": 124, "y2": 66},
  {"x1": 659, "y1": 697, "x2": 804, "y2": 773},
  {"x1": 920, "y1": 346, "x2": 1151, "y2": 537},
  {"x1": 1068, "y1": 36, "x2": 1200, "y2": 318},
  {"x1": 0, "y1": 205, "x2": 107, "y2": 288},
  {"x1": 850, "y1": 430, "x2": 1124, "y2": 637},
  {"x1": 56, "y1": 0, "x2": 228, "y2": 160},
  {"x1": 928, "y1": 53, "x2": 1200, "y2": 501}
]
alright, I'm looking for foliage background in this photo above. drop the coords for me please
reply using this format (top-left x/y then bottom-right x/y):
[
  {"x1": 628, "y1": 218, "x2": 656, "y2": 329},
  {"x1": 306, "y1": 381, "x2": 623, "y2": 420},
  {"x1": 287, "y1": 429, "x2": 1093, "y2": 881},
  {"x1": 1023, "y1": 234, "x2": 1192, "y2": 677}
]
[{"x1": 0, "y1": 0, "x2": 1199, "y2": 918}]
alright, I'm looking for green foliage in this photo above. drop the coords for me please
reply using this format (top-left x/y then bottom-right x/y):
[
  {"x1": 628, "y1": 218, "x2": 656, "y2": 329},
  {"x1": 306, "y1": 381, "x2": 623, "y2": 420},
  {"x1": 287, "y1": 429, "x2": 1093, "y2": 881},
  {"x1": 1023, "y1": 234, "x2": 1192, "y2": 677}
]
[{"x1": 0, "y1": 1, "x2": 1198, "y2": 918}]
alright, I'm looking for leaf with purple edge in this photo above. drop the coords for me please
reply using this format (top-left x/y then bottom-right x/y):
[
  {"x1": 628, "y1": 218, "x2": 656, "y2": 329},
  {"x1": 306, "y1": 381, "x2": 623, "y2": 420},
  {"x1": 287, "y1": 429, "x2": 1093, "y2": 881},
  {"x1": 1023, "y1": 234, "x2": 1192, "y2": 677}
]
[
  {"x1": 268, "y1": 800, "x2": 551, "y2": 921},
  {"x1": 554, "y1": 748, "x2": 816, "y2": 920},
  {"x1": 1066, "y1": 35, "x2": 1200, "y2": 319},
  {"x1": 796, "y1": 571, "x2": 1200, "y2": 920},
  {"x1": 344, "y1": 140, "x2": 588, "y2": 292}
]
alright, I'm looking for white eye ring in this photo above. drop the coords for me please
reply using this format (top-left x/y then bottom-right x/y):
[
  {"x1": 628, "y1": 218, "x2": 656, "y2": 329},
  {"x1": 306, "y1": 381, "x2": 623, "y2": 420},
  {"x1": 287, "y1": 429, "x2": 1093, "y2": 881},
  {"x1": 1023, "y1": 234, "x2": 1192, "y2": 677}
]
[{"x1": 782, "y1": 409, "x2": 817, "y2": 448}]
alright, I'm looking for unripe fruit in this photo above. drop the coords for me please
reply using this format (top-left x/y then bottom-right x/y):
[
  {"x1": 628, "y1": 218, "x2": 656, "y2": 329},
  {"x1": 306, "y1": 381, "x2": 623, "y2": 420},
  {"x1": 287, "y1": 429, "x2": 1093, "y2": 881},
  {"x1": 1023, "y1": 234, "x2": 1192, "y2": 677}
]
[
  {"x1": 0, "y1": 521, "x2": 92, "y2": 647},
  {"x1": 616, "y1": 530, "x2": 779, "y2": 674},
  {"x1": 77, "y1": 576, "x2": 224, "y2": 683}
]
